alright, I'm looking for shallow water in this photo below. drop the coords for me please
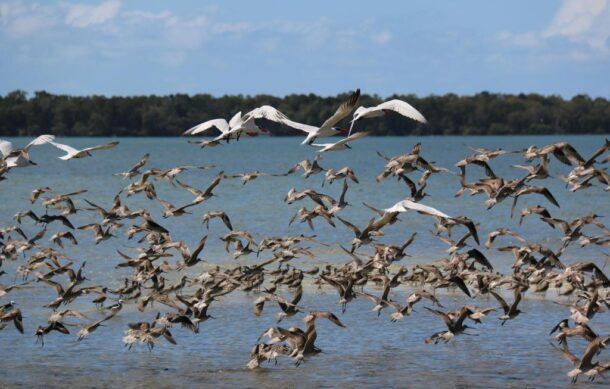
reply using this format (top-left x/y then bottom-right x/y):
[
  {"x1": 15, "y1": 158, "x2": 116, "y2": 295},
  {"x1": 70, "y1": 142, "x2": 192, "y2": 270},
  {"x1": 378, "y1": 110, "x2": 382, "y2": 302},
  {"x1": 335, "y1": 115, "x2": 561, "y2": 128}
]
[{"x1": 0, "y1": 135, "x2": 609, "y2": 388}]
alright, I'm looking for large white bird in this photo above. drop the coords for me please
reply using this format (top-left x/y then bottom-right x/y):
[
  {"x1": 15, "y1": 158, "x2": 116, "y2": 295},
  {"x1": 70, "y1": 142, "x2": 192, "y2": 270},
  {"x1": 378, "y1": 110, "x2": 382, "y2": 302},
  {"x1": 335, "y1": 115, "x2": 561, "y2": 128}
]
[
  {"x1": 0, "y1": 134, "x2": 55, "y2": 168},
  {"x1": 48, "y1": 140, "x2": 120, "y2": 160},
  {"x1": 348, "y1": 99, "x2": 427, "y2": 136},
  {"x1": 311, "y1": 131, "x2": 370, "y2": 152},
  {"x1": 384, "y1": 199, "x2": 450, "y2": 219},
  {"x1": 286, "y1": 89, "x2": 361, "y2": 145},
  {"x1": 185, "y1": 106, "x2": 302, "y2": 143}
]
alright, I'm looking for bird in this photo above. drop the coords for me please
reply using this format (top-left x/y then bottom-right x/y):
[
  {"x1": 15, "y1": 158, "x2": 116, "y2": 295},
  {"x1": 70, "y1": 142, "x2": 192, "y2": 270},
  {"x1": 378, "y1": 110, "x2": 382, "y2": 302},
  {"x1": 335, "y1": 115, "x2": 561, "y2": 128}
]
[
  {"x1": 490, "y1": 288, "x2": 524, "y2": 325},
  {"x1": 0, "y1": 135, "x2": 55, "y2": 168},
  {"x1": 78, "y1": 223, "x2": 115, "y2": 244},
  {"x1": 348, "y1": 99, "x2": 427, "y2": 136},
  {"x1": 424, "y1": 306, "x2": 476, "y2": 344},
  {"x1": 175, "y1": 171, "x2": 224, "y2": 205},
  {"x1": 202, "y1": 211, "x2": 233, "y2": 231},
  {"x1": 48, "y1": 140, "x2": 119, "y2": 160},
  {"x1": 113, "y1": 153, "x2": 150, "y2": 179},
  {"x1": 210, "y1": 106, "x2": 307, "y2": 142}
]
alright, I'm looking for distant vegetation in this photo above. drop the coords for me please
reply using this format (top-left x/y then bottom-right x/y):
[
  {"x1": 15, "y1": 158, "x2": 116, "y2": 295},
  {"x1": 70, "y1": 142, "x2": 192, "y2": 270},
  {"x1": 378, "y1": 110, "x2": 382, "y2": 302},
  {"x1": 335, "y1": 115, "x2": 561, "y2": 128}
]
[{"x1": 1, "y1": 90, "x2": 609, "y2": 136}]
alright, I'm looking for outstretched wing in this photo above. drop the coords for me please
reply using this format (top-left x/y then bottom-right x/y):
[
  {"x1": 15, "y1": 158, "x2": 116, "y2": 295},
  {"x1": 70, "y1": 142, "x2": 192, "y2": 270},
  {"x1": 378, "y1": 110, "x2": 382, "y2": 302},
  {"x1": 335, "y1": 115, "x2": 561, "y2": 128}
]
[
  {"x1": 82, "y1": 141, "x2": 120, "y2": 153},
  {"x1": 48, "y1": 141, "x2": 80, "y2": 155},
  {"x1": 376, "y1": 99, "x2": 427, "y2": 123},
  {"x1": 24, "y1": 134, "x2": 55, "y2": 150},
  {"x1": 184, "y1": 119, "x2": 230, "y2": 135},
  {"x1": 0, "y1": 140, "x2": 13, "y2": 157},
  {"x1": 319, "y1": 89, "x2": 360, "y2": 130}
]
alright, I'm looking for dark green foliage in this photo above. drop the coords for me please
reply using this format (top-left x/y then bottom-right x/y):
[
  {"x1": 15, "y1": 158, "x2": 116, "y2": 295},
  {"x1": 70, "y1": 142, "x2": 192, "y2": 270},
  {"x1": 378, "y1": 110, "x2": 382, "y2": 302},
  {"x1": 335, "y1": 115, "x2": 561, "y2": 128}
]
[{"x1": 0, "y1": 90, "x2": 608, "y2": 136}]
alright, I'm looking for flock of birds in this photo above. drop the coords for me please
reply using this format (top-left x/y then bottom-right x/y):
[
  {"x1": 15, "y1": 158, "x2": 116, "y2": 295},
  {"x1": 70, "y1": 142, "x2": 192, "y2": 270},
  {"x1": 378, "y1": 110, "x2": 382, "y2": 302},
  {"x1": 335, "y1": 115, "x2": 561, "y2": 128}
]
[{"x1": 1, "y1": 89, "x2": 610, "y2": 384}]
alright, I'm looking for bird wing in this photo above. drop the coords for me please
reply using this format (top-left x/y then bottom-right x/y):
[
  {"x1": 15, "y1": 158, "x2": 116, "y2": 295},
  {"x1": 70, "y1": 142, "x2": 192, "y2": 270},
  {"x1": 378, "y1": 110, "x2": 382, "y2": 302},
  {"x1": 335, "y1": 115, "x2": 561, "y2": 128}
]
[
  {"x1": 48, "y1": 141, "x2": 80, "y2": 155},
  {"x1": 424, "y1": 307, "x2": 453, "y2": 328},
  {"x1": 24, "y1": 134, "x2": 55, "y2": 150},
  {"x1": 550, "y1": 343, "x2": 580, "y2": 366},
  {"x1": 334, "y1": 131, "x2": 370, "y2": 148},
  {"x1": 375, "y1": 99, "x2": 427, "y2": 123},
  {"x1": 490, "y1": 291, "x2": 510, "y2": 313},
  {"x1": 245, "y1": 105, "x2": 288, "y2": 122},
  {"x1": 228, "y1": 111, "x2": 242, "y2": 128},
  {"x1": 312, "y1": 311, "x2": 346, "y2": 327},
  {"x1": 319, "y1": 89, "x2": 361, "y2": 130},
  {"x1": 184, "y1": 119, "x2": 230, "y2": 135},
  {"x1": 82, "y1": 141, "x2": 120, "y2": 153},
  {"x1": 280, "y1": 118, "x2": 318, "y2": 133},
  {"x1": 0, "y1": 140, "x2": 13, "y2": 156}
]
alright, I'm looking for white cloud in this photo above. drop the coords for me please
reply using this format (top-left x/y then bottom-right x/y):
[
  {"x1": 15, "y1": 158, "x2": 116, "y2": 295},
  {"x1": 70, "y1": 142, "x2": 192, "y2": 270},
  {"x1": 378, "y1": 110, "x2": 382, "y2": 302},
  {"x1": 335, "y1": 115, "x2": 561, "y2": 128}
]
[
  {"x1": 121, "y1": 10, "x2": 173, "y2": 25},
  {"x1": 0, "y1": 1, "x2": 57, "y2": 37},
  {"x1": 499, "y1": 0, "x2": 610, "y2": 55},
  {"x1": 65, "y1": 0, "x2": 121, "y2": 28},
  {"x1": 543, "y1": 0, "x2": 610, "y2": 51}
]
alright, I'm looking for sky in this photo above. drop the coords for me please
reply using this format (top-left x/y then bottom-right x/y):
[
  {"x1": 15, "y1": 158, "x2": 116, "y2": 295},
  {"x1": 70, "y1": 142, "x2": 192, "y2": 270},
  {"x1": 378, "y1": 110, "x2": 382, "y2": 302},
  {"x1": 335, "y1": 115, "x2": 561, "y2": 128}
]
[{"x1": 1, "y1": 0, "x2": 609, "y2": 98}]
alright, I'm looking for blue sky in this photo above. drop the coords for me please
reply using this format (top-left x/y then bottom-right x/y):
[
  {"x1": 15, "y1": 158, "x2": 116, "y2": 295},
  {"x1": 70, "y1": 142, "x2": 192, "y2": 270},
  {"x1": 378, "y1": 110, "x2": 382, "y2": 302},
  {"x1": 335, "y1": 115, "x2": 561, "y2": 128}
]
[{"x1": 1, "y1": 0, "x2": 609, "y2": 97}]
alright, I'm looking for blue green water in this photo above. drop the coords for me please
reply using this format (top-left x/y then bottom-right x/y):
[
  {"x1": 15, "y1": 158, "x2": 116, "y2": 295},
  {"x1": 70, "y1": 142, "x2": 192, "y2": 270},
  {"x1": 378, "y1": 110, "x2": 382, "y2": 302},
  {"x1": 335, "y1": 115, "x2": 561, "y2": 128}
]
[{"x1": 0, "y1": 135, "x2": 608, "y2": 388}]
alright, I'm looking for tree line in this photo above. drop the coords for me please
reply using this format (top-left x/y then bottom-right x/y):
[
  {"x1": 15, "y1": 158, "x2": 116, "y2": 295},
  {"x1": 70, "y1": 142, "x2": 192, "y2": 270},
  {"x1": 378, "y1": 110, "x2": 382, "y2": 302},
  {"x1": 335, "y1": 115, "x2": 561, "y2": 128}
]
[{"x1": 1, "y1": 90, "x2": 608, "y2": 137}]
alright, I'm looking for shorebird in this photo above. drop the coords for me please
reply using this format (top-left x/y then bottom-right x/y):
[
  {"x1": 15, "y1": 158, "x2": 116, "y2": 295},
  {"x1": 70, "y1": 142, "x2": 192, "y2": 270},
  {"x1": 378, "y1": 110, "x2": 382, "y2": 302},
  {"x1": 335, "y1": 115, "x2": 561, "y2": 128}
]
[
  {"x1": 175, "y1": 171, "x2": 223, "y2": 205},
  {"x1": 550, "y1": 337, "x2": 610, "y2": 383},
  {"x1": 77, "y1": 315, "x2": 115, "y2": 341},
  {"x1": 424, "y1": 306, "x2": 475, "y2": 344},
  {"x1": 176, "y1": 236, "x2": 208, "y2": 268},
  {"x1": 202, "y1": 211, "x2": 233, "y2": 231},
  {"x1": 348, "y1": 98, "x2": 427, "y2": 136},
  {"x1": 113, "y1": 153, "x2": 150, "y2": 179},
  {"x1": 78, "y1": 223, "x2": 115, "y2": 244},
  {"x1": 322, "y1": 167, "x2": 359, "y2": 186},
  {"x1": 387, "y1": 290, "x2": 443, "y2": 322},
  {"x1": 158, "y1": 199, "x2": 199, "y2": 218},
  {"x1": 549, "y1": 319, "x2": 597, "y2": 345},
  {"x1": 485, "y1": 228, "x2": 525, "y2": 249},
  {"x1": 490, "y1": 287, "x2": 524, "y2": 325},
  {"x1": 0, "y1": 134, "x2": 54, "y2": 168},
  {"x1": 30, "y1": 187, "x2": 53, "y2": 204},
  {"x1": 48, "y1": 140, "x2": 119, "y2": 160},
  {"x1": 0, "y1": 308, "x2": 24, "y2": 333},
  {"x1": 282, "y1": 155, "x2": 325, "y2": 178},
  {"x1": 254, "y1": 285, "x2": 303, "y2": 322},
  {"x1": 224, "y1": 171, "x2": 268, "y2": 185},
  {"x1": 35, "y1": 321, "x2": 70, "y2": 346}
]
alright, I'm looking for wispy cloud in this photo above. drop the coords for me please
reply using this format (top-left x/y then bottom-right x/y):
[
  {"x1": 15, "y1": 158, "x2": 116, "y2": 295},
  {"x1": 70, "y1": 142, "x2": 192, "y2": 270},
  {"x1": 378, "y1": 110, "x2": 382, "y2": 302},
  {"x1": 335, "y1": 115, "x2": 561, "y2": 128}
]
[
  {"x1": 65, "y1": 0, "x2": 121, "y2": 28},
  {"x1": 543, "y1": 0, "x2": 610, "y2": 51},
  {"x1": 499, "y1": 0, "x2": 610, "y2": 56},
  {"x1": 0, "y1": 1, "x2": 57, "y2": 37}
]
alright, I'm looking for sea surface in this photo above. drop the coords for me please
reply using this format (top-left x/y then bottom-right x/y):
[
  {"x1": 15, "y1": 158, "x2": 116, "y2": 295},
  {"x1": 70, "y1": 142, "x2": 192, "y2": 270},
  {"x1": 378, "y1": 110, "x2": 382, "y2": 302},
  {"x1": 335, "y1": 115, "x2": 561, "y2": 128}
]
[{"x1": 0, "y1": 135, "x2": 609, "y2": 388}]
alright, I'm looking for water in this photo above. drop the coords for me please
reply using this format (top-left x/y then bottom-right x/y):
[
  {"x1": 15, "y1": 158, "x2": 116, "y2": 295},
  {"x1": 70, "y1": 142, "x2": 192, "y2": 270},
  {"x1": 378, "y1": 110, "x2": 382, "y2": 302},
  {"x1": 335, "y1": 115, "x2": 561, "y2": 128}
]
[{"x1": 0, "y1": 135, "x2": 609, "y2": 388}]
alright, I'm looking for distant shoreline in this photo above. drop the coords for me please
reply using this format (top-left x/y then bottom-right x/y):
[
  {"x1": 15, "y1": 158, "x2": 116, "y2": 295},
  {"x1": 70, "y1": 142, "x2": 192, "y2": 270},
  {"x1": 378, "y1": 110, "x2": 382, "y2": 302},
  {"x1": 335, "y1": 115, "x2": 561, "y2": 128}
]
[{"x1": 2, "y1": 90, "x2": 608, "y2": 137}]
